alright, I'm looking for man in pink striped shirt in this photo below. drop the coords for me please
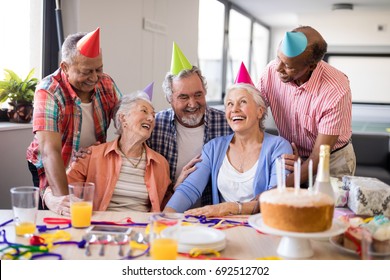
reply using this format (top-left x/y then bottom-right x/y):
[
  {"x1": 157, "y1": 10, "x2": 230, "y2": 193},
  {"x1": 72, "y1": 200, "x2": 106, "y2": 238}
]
[{"x1": 257, "y1": 26, "x2": 355, "y2": 187}]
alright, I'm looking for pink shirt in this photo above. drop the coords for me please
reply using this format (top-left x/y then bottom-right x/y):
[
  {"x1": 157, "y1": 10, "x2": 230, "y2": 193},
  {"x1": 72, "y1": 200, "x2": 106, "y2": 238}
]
[
  {"x1": 257, "y1": 60, "x2": 352, "y2": 157},
  {"x1": 67, "y1": 139, "x2": 171, "y2": 212}
]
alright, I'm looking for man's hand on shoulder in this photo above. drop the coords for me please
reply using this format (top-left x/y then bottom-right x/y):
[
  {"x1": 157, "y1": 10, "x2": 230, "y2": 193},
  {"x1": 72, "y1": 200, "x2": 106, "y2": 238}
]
[
  {"x1": 174, "y1": 154, "x2": 202, "y2": 190},
  {"x1": 72, "y1": 141, "x2": 101, "y2": 162}
]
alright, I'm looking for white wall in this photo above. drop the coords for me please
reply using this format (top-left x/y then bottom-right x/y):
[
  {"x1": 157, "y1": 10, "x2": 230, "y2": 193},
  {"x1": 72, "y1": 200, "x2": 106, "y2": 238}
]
[
  {"x1": 0, "y1": 126, "x2": 35, "y2": 209},
  {"x1": 300, "y1": 11, "x2": 390, "y2": 46},
  {"x1": 269, "y1": 10, "x2": 390, "y2": 52}
]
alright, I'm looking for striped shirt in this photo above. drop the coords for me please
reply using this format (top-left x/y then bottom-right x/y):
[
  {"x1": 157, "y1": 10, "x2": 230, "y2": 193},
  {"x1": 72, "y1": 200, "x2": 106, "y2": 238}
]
[
  {"x1": 257, "y1": 60, "x2": 352, "y2": 157},
  {"x1": 108, "y1": 156, "x2": 151, "y2": 212},
  {"x1": 147, "y1": 106, "x2": 232, "y2": 205},
  {"x1": 26, "y1": 68, "x2": 122, "y2": 189}
]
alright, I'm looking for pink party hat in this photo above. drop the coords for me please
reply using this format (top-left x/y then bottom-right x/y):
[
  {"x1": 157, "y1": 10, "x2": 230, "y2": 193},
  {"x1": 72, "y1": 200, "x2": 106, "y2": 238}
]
[
  {"x1": 280, "y1": 31, "x2": 307, "y2": 57},
  {"x1": 170, "y1": 42, "x2": 192, "y2": 75},
  {"x1": 234, "y1": 62, "x2": 254, "y2": 86},
  {"x1": 77, "y1": 27, "x2": 101, "y2": 58},
  {"x1": 143, "y1": 82, "x2": 154, "y2": 100}
]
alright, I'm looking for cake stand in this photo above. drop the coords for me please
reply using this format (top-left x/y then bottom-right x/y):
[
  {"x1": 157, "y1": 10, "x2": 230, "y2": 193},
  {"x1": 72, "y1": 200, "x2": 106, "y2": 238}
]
[{"x1": 248, "y1": 214, "x2": 348, "y2": 259}]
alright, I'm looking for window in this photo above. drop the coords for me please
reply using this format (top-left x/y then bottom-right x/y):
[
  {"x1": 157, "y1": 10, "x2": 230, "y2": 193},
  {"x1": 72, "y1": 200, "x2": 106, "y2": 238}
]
[
  {"x1": 251, "y1": 23, "x2": 270, "y2": 84},
  {"x1": 198, "y1": 0, "x2": 225, "y2": 102},
  {"x1": 0, "y1": 0, "x2": 42, "y2": 79},
  {"x1": 325, "y1": 53, "x2": 390, "y2": 105},
  {"x1": 198, "y1": 0, "x2": 270, "y2": 103},
  {"x1": 226, "y1": 9, "x2": 251, "y2": 88},
  {"x1": 0, "y1": 0, "x2": 42, "y2": 107}
]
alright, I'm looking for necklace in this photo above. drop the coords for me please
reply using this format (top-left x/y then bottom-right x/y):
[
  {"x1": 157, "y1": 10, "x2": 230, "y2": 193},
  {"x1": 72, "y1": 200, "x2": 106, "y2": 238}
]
[
  {"x1": 230, "y1": 148, "x2": 245, "y2": 173},
  {"x1": 119, "y1": 146, "x2": 144, "y2": 168},
  {"x1": 238, "y1": 161, "x2": 244, "y2": 173},
  {"x1": 233, "y1": 134, "x2": 264, "y2": 173}
]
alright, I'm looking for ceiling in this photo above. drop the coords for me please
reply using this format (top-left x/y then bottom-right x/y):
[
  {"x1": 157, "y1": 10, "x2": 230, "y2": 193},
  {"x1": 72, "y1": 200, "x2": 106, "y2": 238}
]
[{"x1": 229, "y1": 0, "x2": 390, "y2": 27}]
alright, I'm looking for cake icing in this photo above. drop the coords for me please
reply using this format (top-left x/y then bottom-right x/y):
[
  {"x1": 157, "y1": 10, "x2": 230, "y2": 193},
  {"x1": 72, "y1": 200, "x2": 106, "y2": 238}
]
[{"x1": 260, "y1": 188, "x2": 334, "y2": 206}]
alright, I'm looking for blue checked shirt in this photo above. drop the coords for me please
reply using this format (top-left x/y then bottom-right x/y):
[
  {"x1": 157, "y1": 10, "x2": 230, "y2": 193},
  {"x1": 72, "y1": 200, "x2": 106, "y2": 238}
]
[{"x1": 147, "y1": 106, "x2": 232, "y2": 205}]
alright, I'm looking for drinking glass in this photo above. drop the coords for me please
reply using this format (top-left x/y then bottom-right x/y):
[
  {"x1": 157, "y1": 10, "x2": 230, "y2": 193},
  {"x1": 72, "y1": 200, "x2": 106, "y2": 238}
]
[
  {"x1": 10, "y1": 186, "x2": 39, "y2": 237},
  {"x1": 149, "y1": 213, "x2": 183, "y2": 260},
  {"x1": 68, "y1": 182, "x2": 95, "y2": 228}
]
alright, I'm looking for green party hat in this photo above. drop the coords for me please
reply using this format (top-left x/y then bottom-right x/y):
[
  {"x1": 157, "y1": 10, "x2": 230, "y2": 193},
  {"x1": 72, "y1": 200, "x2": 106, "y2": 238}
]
[{"x1": 170, "y1": 42, "x2": 192, "y2": 75}]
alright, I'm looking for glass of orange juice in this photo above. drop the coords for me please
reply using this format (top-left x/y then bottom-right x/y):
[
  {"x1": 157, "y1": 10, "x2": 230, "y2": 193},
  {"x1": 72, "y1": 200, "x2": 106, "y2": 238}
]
[
  {"x1": 68, "y1": 182, "x2": 95, "y2": 228},
  {"x1": 149, "y1": 213, "x2": 183, "y2": 260},
  {"x1": 10, "y1": 186, "x2": 39, "y2": 237}
]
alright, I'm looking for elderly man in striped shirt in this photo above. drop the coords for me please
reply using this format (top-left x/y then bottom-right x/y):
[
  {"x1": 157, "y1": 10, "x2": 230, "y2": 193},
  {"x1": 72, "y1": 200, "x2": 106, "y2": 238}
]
[{"x1": 257, "y1": 26, "x2": 356, "y2": 187}]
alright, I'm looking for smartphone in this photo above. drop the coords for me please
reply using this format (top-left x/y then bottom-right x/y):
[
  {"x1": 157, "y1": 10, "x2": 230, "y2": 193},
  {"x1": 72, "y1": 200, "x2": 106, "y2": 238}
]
[{"x1": 86, "y1": 225, "x2": 132, "y2": 235}]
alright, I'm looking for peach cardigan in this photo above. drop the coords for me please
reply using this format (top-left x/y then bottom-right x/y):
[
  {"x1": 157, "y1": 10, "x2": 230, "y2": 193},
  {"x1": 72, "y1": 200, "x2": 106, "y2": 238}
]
[{"x1": 67, "y1": 139, "x2": 171, "y2": 212}]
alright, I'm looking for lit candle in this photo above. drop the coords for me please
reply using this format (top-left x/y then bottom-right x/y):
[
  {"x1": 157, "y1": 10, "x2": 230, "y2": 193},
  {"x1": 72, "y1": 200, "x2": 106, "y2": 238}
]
[
  {"x1": 294, "y1": 158, "x2": 301, "y2": 194},
  {"x1": 276, "y1": 158, "x2": 282, "y2": 192},
  {"x1": 308, "y1": 159, "x2": 313, "y2": 192}
]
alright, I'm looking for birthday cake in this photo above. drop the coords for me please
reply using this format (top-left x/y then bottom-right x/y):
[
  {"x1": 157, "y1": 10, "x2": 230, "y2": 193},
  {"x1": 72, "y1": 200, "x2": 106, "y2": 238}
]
[{"x1": 260, "y1": 188, "x2": 335, "y2": 233}]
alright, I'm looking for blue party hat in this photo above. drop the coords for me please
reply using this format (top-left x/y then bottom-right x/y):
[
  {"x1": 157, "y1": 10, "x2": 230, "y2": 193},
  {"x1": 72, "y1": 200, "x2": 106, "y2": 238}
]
[{"x1": 280, "y1": 32, "x2": 307, "y2": 57}]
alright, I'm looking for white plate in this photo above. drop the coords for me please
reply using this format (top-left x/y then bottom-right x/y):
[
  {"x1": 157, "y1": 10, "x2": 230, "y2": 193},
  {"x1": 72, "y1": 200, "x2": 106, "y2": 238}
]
[
  {"x1": 177, "y1": 240, "x2": 226, "y2": 253},
  {"x1": 161, "y1": 226, "x2": 226, "y2": 245},
  {"x1": 248, "y1": 214, "x2": 348, "y2": 239}
]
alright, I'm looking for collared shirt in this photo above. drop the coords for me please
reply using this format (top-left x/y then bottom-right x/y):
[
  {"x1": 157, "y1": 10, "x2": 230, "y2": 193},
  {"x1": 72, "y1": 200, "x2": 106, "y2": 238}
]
[
  {"x1": 66, "y1": 140, "x2": 171, "y2": 212},
  {"x1": 147, "y1": 106, "x2": 232, "y2": 205},
  {"x1": 26, "y1": 68, "x2": 122, "y2": 190},
  {"x1": 258, "y1": 60, "x2": 352, "y2": 157}
]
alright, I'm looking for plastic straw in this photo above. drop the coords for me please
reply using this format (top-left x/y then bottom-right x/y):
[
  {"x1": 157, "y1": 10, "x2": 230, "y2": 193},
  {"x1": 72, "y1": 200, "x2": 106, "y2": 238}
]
[
  {"x1": 276, "y1": 158, "x2": 282, "y2": 191},
  {"x1": 294, "y1": 158, "x2": 301, "y2": 194}
]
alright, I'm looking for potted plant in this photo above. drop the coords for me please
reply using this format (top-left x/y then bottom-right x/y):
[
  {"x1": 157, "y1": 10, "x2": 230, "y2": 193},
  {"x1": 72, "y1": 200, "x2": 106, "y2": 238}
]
[{"x1": 0, "y1": 68, "x2": 38, "y2": 123}]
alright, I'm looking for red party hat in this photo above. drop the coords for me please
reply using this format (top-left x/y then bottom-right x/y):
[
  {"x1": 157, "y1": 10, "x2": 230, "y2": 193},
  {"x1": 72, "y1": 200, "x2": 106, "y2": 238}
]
[
  {"x1": 234, "y1": 62, "x2": 254, "y2": 86},
  {"x1": 77, "y1": 27, "x2": 101, "y2": 58}
]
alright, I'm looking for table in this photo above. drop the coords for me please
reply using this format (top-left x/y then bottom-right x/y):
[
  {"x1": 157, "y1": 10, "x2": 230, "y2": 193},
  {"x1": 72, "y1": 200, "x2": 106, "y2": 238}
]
[{"x1": 0, "y1": 210, "x2": 358, "y2": 260}]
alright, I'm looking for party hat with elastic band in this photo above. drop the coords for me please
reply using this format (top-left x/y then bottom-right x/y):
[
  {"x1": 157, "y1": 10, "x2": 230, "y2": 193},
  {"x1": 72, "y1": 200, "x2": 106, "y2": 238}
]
[
  {"x1": 77, "y1": 27, "x2": 101, "y2": 58},
  {"x1": 280, "y1": 31, "x2": 307, "y2": 57},
  {"x1": 170, "y1": 42, "x2": 192, "y2": 75},
  {"x1": 234, "y1": 62, "x2": 254, "y2": 86},
  {"x1": 143, "y1": 82, "x2": 154, "y2": 101}
]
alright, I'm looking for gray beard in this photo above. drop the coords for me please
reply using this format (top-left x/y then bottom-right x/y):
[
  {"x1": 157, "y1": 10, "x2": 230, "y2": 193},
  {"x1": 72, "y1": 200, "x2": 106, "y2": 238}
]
[{"x1": 181, "y1": 113, "x2": 203, "y2": 127}]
